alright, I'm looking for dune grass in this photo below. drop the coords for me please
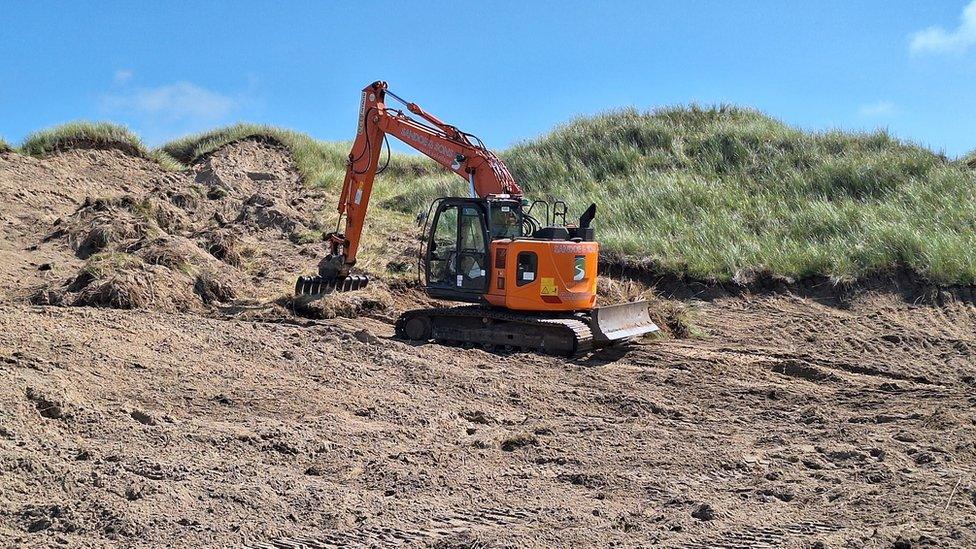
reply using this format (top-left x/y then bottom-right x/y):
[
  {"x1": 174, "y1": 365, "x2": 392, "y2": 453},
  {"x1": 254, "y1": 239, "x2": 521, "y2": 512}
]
[
  {"x1": 19, "y1": 121, "x2": 183, "y2": 169},
  {"x1": 497, "y1": 107, "x2": 976, "y2": 284},
  {"x1": 12, "y1": 110, "x2": 976, "y2": 285},
  {"x1": 0, "y1": 137, "x2": 10, "y2": 153},
  {"x1": 160, "y1": 124, "x2": 347, "y2": 186},
  {"x1": 21, "y1": 121, "x2": 147, "y2": 157},
  {"x1": 160, "y1": 110, "x2": 976, "y2": 284}
]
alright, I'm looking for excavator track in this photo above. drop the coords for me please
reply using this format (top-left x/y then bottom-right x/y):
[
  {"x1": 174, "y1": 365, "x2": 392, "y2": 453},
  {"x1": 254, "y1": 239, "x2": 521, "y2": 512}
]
[{"x1": 394, "y1": 305, "x2": 593, "y2": 356}]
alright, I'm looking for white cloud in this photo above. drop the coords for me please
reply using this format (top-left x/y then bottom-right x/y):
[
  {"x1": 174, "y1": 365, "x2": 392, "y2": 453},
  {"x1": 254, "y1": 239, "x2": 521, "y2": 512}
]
[
  {"x1": 113, "y1": 69, "x2": 133, "y2": 85},
  {"x1": 102, "y1": 81, "x2": 237, "y2": 121},
  {"x1": 858, "y1": 100, "x2": 896, "y2": 117},
  {"x1": 909, "y1": 1, "x2": 976, "y2": 55},
  {"x1": 99, "y1": 78, "x2": 257, "y2": 145}
]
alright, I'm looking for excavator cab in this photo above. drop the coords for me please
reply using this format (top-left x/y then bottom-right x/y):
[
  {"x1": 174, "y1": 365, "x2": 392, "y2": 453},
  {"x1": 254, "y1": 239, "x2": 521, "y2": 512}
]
[
  {"x1": 423, "y1": 196, "x2": 599, "y2": 311},
  {"x1": 424, "y1": 197, "x2": 523, "y2": 302}
]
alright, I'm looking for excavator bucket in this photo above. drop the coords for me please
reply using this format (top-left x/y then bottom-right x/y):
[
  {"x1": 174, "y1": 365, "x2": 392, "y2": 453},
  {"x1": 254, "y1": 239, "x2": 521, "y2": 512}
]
[
  {"x1": 588, "y1": 300, "x2": 659, "y2": 344},
  {"x1": 294, "y1": 274, "x2": 369, "y2": 296}
]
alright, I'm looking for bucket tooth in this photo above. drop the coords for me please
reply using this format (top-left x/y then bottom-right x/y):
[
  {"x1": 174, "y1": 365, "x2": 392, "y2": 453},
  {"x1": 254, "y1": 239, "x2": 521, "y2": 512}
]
[
  {"x1": 589, "y1": 300, "x2": 659, "y2": 343},
  {"x1": 294, "y1": 274, "x2": 369, "y2": 296}
]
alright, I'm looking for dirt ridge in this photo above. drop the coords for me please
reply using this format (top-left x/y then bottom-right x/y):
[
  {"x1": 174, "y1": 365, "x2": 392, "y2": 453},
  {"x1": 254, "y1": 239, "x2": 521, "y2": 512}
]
[{"x1": 604, "y1": 256, "x2": 976, "y2": 306}]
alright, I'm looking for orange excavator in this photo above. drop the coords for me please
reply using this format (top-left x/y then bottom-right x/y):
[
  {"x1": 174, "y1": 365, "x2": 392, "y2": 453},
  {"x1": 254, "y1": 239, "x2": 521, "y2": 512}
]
[{"x1": 296, "y1": 81, "x2": 657, "y2": 355}]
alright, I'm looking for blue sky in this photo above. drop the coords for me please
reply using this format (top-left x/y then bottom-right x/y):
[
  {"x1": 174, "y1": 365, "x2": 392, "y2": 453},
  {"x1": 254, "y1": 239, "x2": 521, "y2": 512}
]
[{"x1": 2, "y1": 1, "x2": 975, "y2": 156}]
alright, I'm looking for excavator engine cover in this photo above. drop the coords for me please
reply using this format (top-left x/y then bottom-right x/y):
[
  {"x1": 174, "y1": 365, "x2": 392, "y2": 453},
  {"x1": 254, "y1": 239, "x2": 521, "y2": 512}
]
[{"x1": 588, "y1": 300, "x2": 659, "y2": 343}]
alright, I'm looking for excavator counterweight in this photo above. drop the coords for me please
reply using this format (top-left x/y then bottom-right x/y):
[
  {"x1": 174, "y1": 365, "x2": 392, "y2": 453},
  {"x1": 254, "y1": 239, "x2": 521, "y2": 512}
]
[{"x1": 296, "y1": 81, "x2": 659, "y2": 355}]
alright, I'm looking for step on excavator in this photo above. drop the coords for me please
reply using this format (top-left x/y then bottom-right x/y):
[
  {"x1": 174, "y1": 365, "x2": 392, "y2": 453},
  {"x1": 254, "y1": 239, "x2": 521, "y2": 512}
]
[{"x1": 295, "y1": 81, "x2": 658, "y2": 355}]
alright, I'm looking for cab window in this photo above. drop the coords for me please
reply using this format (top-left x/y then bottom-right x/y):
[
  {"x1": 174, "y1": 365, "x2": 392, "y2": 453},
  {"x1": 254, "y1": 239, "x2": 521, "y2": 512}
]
[
  {"x1": 457, "y1": 207, "x2": 486, "y2": 288},
  {"x1": 516, "y1": 251, "x2": 537, "y2": 286},
  {"x1": 428, "y1": 205, "x2": 458, "y2": 287},
  {"x1": 490, "y1": 205, "x2": 521, "y2": 239}
]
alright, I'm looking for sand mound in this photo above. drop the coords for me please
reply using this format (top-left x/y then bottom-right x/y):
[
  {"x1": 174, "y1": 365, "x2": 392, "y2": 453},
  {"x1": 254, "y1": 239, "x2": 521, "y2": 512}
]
[
  {"x1": 0, "y1": 149, "x2": 170, "y2": 302},
  {"x1": 25, "y1": 139, "x2": 342, "y2": 314}
]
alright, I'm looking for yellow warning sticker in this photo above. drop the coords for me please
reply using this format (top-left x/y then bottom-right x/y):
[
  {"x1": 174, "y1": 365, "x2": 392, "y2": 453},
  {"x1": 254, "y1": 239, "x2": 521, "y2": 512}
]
[{"x1": 540, "y1": 277, "x2": 558, "y2": 296}]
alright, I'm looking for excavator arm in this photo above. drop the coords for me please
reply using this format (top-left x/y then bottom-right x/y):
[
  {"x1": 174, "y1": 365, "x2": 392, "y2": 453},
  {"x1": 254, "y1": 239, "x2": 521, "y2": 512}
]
[{"x1": 320, "y1": 81, "x2": 522, "y2": 281}]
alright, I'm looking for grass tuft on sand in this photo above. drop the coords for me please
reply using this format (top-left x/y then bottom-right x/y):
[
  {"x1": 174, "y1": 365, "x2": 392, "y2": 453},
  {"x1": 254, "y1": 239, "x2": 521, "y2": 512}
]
[
  {"x1": 0, "y1": 137, "x2": 11, "y2": 153},
  {"x1": 160, "y1": 124, "x2": 346, "y2": 186},
  {"x1": 19, "y1": 121, "x2": 183, "y2": 169}
]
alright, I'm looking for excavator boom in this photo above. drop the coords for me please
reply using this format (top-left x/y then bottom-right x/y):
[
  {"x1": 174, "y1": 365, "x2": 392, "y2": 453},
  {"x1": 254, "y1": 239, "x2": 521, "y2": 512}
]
[{"x1": 320, "y1": 81, "x2": 520, "y2": 282}]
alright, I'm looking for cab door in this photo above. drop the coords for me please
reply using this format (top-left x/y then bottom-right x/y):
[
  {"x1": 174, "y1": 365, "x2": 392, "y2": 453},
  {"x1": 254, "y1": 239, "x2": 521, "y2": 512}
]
[{"x1": 424, "y1": 199, "x2": 489, "y2": 302}]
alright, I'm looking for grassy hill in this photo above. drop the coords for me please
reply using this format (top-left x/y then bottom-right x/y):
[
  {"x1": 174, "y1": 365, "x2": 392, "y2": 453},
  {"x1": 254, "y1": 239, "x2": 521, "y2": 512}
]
[
  {"x1": 7, "y1": 111, "x2": 976, "y2": 285},
  {"x1": 502, "y1": 107, "x2": 976, "y2": 284}
]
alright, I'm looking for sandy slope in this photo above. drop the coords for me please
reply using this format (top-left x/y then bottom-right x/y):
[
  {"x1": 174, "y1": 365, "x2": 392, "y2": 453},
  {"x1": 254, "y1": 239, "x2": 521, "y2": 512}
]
[{"x1": 0, "y1": 145, "x2": 974, "y2": 548}]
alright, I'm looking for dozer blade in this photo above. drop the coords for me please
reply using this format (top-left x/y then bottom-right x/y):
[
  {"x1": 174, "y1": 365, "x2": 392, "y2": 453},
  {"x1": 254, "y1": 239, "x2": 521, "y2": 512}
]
[
  {"x1": 294, "y1": 274, "x2": 369, "y2": 296},
  {"x1": 589, "y1": 300, "x2": 659, "y2": 343}
]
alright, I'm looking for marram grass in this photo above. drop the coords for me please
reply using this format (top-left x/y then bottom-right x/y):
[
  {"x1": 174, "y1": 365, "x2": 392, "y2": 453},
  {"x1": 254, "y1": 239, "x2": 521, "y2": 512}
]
[
  {"x1": 19, "y1": 121, "x2": 183, "y2": 170},
  {"x1": 158, "y1": 123, "x2": 456, "y2": 200},
  {"x1": 10, "y1": 107, "x2": 975, "y2": 285},
  {"x1": 498, "y1": 107, "x2": 976, "y2": 284}
]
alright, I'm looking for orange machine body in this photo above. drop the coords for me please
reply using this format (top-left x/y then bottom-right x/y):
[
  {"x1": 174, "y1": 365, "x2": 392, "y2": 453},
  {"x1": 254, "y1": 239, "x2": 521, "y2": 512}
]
[{"x1": 485, "y1": 239, "x2": 599, "y2": 312}]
